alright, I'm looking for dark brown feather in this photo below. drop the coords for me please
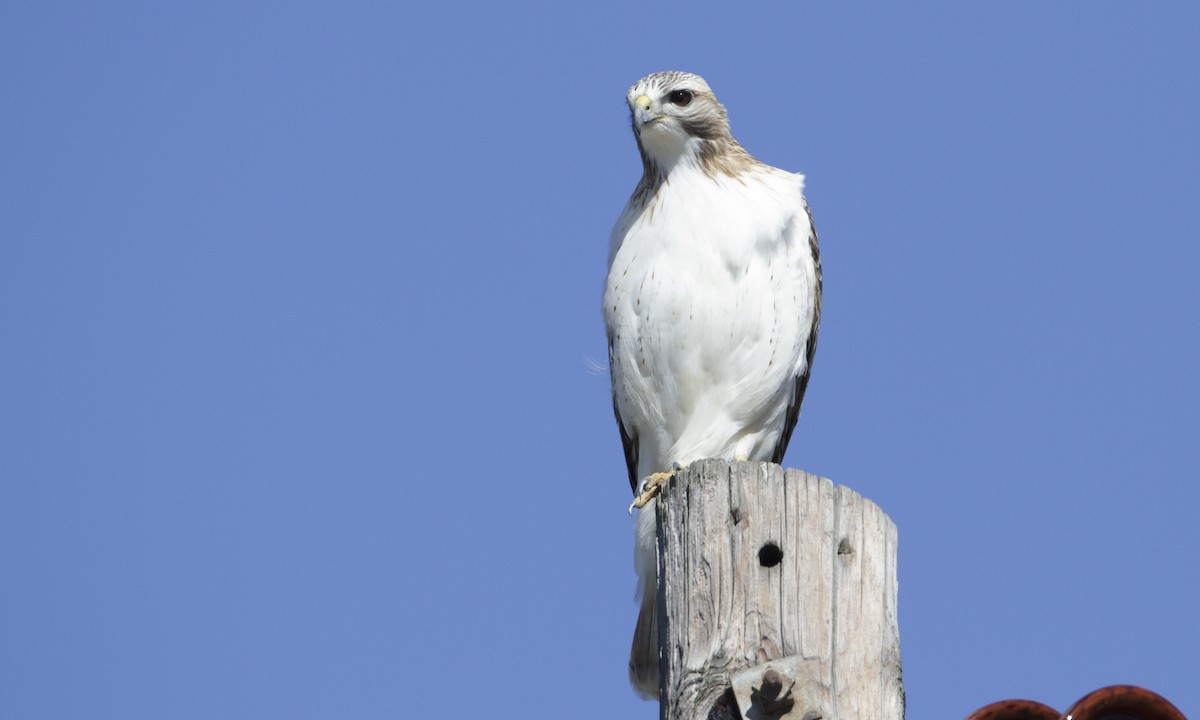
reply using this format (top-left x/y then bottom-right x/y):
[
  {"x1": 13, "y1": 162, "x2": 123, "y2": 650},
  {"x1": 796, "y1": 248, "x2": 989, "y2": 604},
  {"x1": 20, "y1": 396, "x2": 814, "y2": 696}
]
[
  {"x1": 614, "y1": 393, "x2": 639, "y2": 493},
  {"x1": 772, "y1": 202, "x2": 822, "y2": 464}
]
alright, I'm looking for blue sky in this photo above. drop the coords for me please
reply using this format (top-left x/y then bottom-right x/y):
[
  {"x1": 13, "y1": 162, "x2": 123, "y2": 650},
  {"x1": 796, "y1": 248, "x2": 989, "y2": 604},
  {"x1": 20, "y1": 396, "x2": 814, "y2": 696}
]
[{"x1": 2, "y1": 3, "x2": 1198, "y2": 718}]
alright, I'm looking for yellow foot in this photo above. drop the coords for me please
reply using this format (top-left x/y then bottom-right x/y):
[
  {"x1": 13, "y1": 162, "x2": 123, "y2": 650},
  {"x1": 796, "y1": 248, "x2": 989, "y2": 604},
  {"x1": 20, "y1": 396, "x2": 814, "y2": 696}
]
[{"x1": 627, "y1": 463, "x2": 683, "y2": 514}]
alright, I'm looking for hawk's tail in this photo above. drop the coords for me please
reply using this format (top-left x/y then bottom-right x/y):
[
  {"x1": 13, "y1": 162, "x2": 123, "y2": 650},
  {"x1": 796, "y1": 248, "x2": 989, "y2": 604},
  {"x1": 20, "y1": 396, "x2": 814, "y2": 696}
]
[
  {"x1": 629, "y1": 584, "x2": 659, "y2": 699},
  {"x1": 629, "y1": 500, "x2": 660, "y2": 699}
]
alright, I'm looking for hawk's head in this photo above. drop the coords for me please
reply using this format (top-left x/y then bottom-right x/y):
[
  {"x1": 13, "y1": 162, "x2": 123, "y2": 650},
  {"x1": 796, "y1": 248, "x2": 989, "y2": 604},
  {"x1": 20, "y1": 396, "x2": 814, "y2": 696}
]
[{"x1": 626, "y1": 71, "x2": 748, "y2": 180}]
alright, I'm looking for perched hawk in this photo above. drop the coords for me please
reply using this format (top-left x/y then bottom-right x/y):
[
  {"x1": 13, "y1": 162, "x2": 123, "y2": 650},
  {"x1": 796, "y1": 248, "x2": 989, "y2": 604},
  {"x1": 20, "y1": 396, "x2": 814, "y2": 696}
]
[{"x1": 604, "y1": 71, "x2": 822, "y2": 698}]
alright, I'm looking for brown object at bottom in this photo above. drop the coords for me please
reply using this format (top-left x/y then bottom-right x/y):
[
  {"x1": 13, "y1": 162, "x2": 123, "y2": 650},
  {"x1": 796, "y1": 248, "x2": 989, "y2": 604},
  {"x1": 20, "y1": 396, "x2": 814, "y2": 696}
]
[
  {"x1": 966, "y1": 685, "x2": 1186, "y2": 720},
  {"x1": 1063, "y1": 685, "x2": 1186, "y2": 720},
  {"x1": 965, "y1": 698, "x2": 1060, "y2": 720}
]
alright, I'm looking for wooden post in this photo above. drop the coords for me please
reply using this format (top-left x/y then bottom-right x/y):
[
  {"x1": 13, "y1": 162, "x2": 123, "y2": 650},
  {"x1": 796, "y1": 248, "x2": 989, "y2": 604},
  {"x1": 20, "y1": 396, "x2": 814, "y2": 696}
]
[{"x1": 657, "y1": 459, "x2": 903, "y2": 720}]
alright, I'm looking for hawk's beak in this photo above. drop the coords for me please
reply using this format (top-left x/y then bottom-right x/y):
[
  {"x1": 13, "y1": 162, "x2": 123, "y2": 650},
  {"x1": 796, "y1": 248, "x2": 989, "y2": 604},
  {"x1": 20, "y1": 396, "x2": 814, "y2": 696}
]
[{"x1": 632, "y1": 94, "x2": 657, "y2": 129}]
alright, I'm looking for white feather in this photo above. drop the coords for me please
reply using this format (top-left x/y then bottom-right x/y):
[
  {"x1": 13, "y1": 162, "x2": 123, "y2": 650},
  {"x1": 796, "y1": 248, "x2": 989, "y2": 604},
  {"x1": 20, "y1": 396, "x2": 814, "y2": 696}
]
[{"x1": 606, "y1": 163, "x2": 816, "y2": 476}]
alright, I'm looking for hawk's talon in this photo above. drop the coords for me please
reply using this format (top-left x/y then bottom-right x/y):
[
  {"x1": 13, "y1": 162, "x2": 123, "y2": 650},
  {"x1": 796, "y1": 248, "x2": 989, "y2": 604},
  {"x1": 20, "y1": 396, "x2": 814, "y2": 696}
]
[{"x1": 627, "y1": 467, "x2": 678, "y2": 514}]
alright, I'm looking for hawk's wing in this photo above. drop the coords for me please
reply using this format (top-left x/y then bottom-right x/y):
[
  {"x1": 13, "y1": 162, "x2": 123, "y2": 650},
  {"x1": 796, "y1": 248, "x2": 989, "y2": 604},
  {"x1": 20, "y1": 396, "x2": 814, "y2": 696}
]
[
  {"x1": 608, "y1": 332, "x2": 640, "y2": 493},
  {"x1": 613, "y1": 391, "x2": 639, "y2": 494},
  {"x1": 772, "y1": 202, "x2": 822, "y2": 464}
]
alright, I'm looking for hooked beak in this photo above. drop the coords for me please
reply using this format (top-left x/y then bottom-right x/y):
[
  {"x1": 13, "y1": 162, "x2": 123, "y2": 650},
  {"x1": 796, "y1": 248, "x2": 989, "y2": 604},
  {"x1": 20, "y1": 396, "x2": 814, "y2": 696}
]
[{"x1": 631, "y1": 94, "x2": 658, "y2": 129}]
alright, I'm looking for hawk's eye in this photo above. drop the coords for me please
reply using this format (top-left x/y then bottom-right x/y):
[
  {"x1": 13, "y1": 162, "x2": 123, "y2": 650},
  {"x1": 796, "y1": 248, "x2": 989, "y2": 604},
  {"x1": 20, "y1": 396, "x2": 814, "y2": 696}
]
[{"x1": 668, "y1": 90, "x2": 693, "y2": 107}]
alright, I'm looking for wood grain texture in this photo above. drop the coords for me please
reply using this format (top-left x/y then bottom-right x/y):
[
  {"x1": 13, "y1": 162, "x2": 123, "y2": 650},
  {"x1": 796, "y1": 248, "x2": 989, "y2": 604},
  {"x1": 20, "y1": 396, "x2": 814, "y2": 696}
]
[{"x1": 656, "y1": 460, "x2": 903, "y2": 720}]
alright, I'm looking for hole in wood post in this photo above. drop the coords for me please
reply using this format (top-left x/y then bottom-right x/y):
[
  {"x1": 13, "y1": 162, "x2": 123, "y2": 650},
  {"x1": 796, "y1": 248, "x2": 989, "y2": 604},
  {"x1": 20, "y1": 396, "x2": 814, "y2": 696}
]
[
  {"x1": 758, "y1": 542, "x2": 783, "y2": 568},
  {"x1": 705, "y1": 687, "x2": 740, "y2": 720},
  {"x1": 837, "y1": 538, "x2": 853, "y2": 556}
]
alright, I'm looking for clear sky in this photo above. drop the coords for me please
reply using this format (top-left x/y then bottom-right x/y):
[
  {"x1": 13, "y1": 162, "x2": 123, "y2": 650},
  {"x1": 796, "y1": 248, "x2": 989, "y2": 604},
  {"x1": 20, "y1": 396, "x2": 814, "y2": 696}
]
[{"x1": 2, "y1": 3, "x2": 1198, "y2": 718}]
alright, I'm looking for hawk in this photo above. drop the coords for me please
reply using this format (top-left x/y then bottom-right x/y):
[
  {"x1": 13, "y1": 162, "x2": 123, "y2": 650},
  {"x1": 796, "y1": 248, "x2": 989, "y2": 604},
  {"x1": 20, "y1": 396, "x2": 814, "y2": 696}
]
[{"x1": 604, "y1": 71, "x2": 822, "y2": 698}]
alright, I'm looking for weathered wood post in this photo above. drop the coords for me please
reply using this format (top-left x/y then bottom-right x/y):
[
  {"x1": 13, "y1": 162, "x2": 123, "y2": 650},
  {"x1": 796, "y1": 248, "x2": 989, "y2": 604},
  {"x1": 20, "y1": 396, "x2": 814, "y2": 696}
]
[{"x1": 656, "y1": 459, "x2": 903, "y2": 720}]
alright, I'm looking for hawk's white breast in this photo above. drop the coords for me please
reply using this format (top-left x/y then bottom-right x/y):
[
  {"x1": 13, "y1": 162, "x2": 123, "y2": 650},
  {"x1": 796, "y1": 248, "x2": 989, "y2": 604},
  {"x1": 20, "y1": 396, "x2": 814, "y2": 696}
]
[{"x1": 605, "y1": 162, "x2": 817, "y2": 479}]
